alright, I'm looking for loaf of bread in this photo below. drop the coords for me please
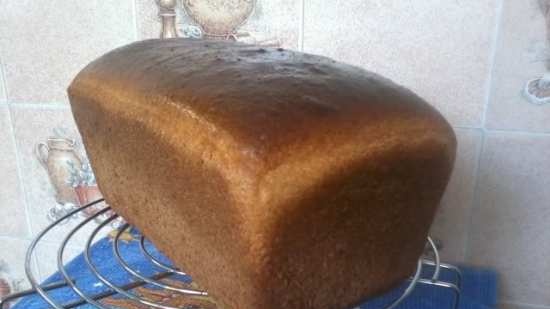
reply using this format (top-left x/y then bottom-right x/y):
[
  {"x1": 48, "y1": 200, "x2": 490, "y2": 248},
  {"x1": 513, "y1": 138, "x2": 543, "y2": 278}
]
[{"x1": 68, "y1": 39, "x2": 456, "y2": 309}]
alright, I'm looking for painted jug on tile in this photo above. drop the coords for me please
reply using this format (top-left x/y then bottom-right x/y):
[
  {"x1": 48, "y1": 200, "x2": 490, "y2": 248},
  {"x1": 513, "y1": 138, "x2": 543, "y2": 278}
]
[{"x1": 36, "y1": 137, "x2": 82, "y2": 205}]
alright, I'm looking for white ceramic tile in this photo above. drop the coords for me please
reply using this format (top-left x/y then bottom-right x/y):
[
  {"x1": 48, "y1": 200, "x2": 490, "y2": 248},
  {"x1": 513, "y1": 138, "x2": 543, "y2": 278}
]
[
  {"x1": 486, "y1": 0, "x2": 550, "y2": 132},
  {"x1": 0, "y1": 237, "x2": 34, "y2": 292},
  {"x1": 430, "y1": 128, "x2": 482, "y2": 263},
  {"x1": 468, "y1": 132, "x2": 550, "y2": 305},
  {"x1": 303, "y1": 0, "x2": 498, "y2": 127},
  {"x1": 9, "y1": 106, "x2": 114, "y2": 245},
  {"x1": 0, "y1": 0, "x2": 135, "y2": 103},
  {"x1": 0, "y1": 106, "x2": 28, "y2": 238}
]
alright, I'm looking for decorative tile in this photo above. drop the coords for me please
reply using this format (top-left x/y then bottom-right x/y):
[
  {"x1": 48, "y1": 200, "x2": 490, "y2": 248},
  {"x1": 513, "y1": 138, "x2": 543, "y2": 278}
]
[
  {"x1": 0, "y1": 0, "x2": 135, "y2": 103},
  {"x1": 0, "y1": 237, "x2": 35, "y2": 293},
  {"x1": 303, "y1": 0, "x2": 499, "y2": 127},
  {"x1": 486, "y1": 0, "x2": 550, "y2": 132},
  {"x1": 9, "y1": 106, "x2": 112, "y2": 244},
  {"x1": 0, "y1": 106, "x2": 28, "y2": 238},
  {"x1": 135, "y1": 0, "x2": 163, "y2": 40},
  {"x1": 430, "y1": 128, "x2": 482, "y2": 263},
  {"x1": 136, "y1": 0, "x2": 201, "y2": 40},
  {"x1": 135, "y1": 0, "x2": 301, "y2": 49},
  {"x1": 467, "y1": 132, "x2": 550, "y2": 305}
]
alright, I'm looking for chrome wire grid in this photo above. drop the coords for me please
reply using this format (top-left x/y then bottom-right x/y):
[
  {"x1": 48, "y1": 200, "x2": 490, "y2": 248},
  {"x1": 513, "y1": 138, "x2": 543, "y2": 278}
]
[{"x1": 0, "y1": 199, "x2": 462, "y2": 309}]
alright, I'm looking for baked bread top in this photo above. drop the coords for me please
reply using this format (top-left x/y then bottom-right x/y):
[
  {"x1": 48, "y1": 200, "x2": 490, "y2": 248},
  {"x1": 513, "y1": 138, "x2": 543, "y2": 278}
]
[{"x1": 69, "y1": 39, "x2": 456, "y2": 309}]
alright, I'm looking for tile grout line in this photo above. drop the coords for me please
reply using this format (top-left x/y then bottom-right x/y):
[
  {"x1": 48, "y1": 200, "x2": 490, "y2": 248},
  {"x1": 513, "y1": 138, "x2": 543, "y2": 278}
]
[
  {"x1": 453, "y1": 124, "x2": 550, "y2": 136},
  {"x1": 0, "y1": 53, "x2": 56, "y2": 279},
  {"x1": 0, "y1": 47, "x2": 13, "y2": 105},
  {"x1": 5, "y1": 107, "x2": 34, "y2": 239},
  {"x1": 0, "y1": 57, "x2": 7, "y2": 104},
  {"x1": 0, "y1": 49, "x2": 41, "y2": 282},
  {"x1": 0, "y1": 234, "x2": 85, "y2": 251},
  {"x1": 6, "y1": 108, "x2": 35, "y2": 240},
  {"x1": 462, "y1": 0, "x2": 505, "y2": 262},
  {"x1": 299, "y1": 0, "x2": 305, "y2": 52},
  {"x1": 0, "y1": 234, "x2": 32, "y2": 241},
  {"x1": 8, "y1": 102, "x2": 69, "y2": 109},
  {"x1": 4, "y1": 103, "x2": 44, "y2": 281},
  {"x1": 452, "y1": 125, "x2": 482, "y2": 131},
  {"x1": 500, "y1": 300, "x2": 550, "y2": 309},
  {"x1": 480, "y1": 0, "x2": 504, "y2": 129},
  {"x1": 462, "y1": 128, "x2": 486, "y2": 261},
  {"x1": 483, "y1": 127, "x2": 550, "y2": 136},
  {"x1": 444, "y1": 122, "x2": 483, "y2": 266}
]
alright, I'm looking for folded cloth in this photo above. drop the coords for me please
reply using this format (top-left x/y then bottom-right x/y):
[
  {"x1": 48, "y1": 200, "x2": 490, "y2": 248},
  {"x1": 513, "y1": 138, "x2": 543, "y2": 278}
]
[{"x1": 12, "y1": 230, "x2": 497, "y2": 309}]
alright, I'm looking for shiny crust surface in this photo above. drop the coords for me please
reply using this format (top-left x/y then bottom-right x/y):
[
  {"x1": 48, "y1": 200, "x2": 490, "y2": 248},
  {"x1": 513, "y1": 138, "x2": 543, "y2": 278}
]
[{"x1": 69, "y1": 39, "x2": 456, "y2": 309}]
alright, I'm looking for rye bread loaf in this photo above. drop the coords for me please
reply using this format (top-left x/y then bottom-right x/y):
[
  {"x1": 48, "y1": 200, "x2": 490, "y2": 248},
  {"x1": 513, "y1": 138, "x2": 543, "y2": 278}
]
[{"x1": 68, "y1": 39, "x2": 456, "y2": 309}]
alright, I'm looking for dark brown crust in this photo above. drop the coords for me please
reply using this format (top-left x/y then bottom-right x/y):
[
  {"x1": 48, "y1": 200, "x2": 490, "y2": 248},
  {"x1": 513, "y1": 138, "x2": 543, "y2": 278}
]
[{"x1": 68, "y1": 39, "x2": 456, "y2": 309}]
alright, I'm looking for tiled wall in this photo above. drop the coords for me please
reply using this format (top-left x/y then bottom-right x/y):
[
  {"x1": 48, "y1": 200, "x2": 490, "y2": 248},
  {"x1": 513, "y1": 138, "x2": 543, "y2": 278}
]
[{"x1": 0, "y1": 0, "x2": 548, "y2": 308}]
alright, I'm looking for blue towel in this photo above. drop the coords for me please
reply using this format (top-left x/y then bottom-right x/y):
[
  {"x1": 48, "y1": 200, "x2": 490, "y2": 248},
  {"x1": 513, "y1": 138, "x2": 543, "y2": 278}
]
[{"x1": 13, "y1": 231, "x2": 497, "y2": 309}]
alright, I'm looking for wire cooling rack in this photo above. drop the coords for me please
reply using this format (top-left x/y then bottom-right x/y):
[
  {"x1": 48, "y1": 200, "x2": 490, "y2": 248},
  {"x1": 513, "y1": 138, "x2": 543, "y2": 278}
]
[{"x1": 0, "y1": 199, "x2": 462, "y2": 309}]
